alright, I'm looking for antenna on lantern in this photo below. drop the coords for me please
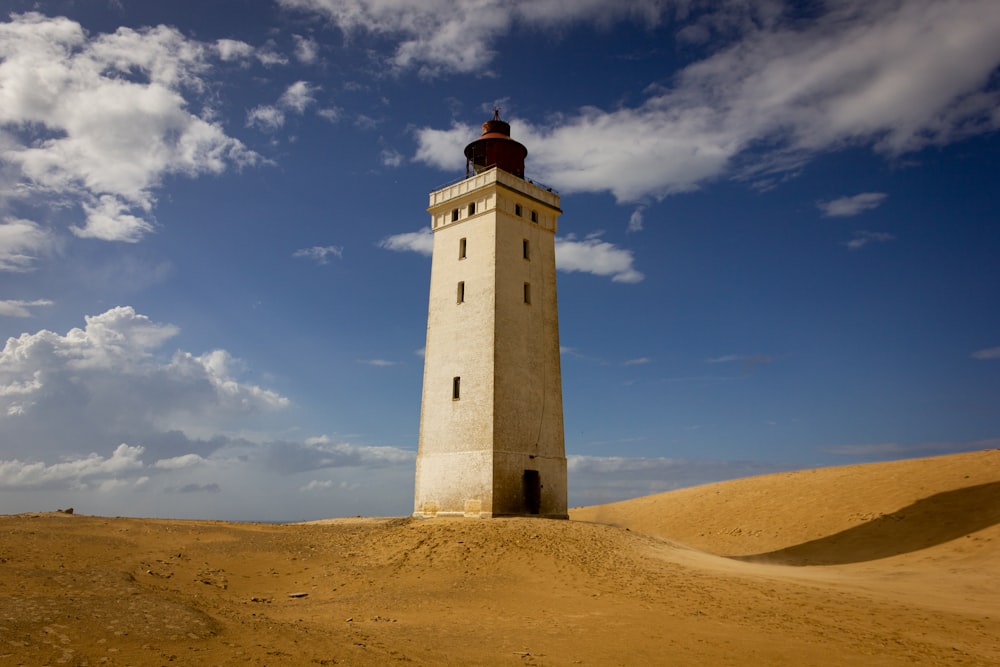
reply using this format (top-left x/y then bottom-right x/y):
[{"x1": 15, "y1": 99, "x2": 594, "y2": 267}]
[{"x1": 464, "y1": 108, "x2": 528, "y2": 179}]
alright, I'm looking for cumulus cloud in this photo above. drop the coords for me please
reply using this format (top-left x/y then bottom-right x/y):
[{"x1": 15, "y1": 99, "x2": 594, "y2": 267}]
[
  {"x1": 0, "y1": 307, "x2": 428, "y2": 517},
  {"x1": 280, "y1": 0, "x2": 668, "y2": 76},
  {"x1": 279, "y1": 81, "x2": 317, "y2": 113},
  {"x1": 247, "y1": 80, "x2": 318, "y2": 130},
  {"x1": 251, "y1": 436, "x2": 416, "y2": 475},
  {"x1": 0, "y1": 443, "x2": 144, "y2": 489},
  {"x1": 215, "y1": 38, "x2": 254, "y2": 62},
  {"x1": 378, "y1": 228, "x2": 434, "y2": 256},
  {"x1": 293, "y1": 245, "x2": 343, "y2": 264},
  {"x1": 0, "y1": 13, "x2": 260, "y2": 243},
  {"x1": 413, "y1": 1, "x2": 1000, "y2": 203},
  {"x1": 0, "y1": 219, "x2": 53, "y2": 272},
  {"x1": 246, "y1": 105, "x2": 286, "y2": 131},
  {"x1": 818, "y1": 192, "x2": 888, "y2": 218},
  {"x1": 0, "y1": 306, "x2": 288, "y2": 459},
  {"x1": 0, "y1": 299, "x2": 53, "y2": 318},
  {"x1": 555, "y1": 233, "x2": 644, "y2": 283},
  {"x1": 73, "y1": 194, "x2": 155, "y2": 242},
  {"x1": 293, "y1": 35, "x2": 320, "y2": 64}
]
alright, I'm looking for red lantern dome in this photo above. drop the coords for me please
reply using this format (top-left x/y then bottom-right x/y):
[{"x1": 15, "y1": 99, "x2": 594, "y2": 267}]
[{"x1": 464, "y1": 108, "x2": 527, "y2": 179}]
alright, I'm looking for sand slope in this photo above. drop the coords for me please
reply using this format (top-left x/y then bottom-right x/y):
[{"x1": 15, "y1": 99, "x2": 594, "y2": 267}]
[{"x1": 2, "y1": 449, "x2": 998, "y2": 666}]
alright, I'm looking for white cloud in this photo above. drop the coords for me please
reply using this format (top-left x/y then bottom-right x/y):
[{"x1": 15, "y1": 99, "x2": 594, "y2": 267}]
[
  {"x1": 623, "y1": 357, "x2": 651, "y2": 366},
  {"x1": 293, "y1": 245, "x2": 343, "y2": 264},
  {"x1": 317, "y1": 107, "x2": 342, "y2": 123},
  {"x1": 251, "y1": 437, "x2": 417, "y2": 473},
  {"x1": 0, "y1": 299, "x2": 53, "y2": 318},
  {"x1": 381, "y1": 149, "x2": 404, "y2": 168},
  {"x1": 972, "y1": 346, "x2": 1000, "y2": 360},
  {"x1": 0, "y1": 218, "x2": 53, "y2": 272},
  {"x1": 279, "y1": 0, "x2": 668, "y2": 76},
  {"x1": 279, "y1": 80, "x2": 317, "y2": 113},
  {"x1": 247, "y1": 105, "x2": 285, "y2": 130},
  {"x1": 256, "y1": 43, "x2": 290, "y2": 67},
  {"x1": 300, "y1": 479, "x2": 334, "y2": 491},
  {"x1": 413, "y1": 1, "x2": 1000, "y2": 203},
  {"x1": 845, "y1": 230, "x2": 895, "y2": 250},
  {"x1": 0, "y1": 306, "x2": 288, "y2": 458},
  {"x1": 215, "y1": 38, "x2": 254, "y2": 62},
  {"x1": 247, "y1": 81, "x2": 317, "y2": 130},
  {"x1": 627, "y1": 207, "x2": 645, "y2": 233},
  {"x1": 0, "y1": 13, "x2": 260, "y2": 243},
  {"x1": 0, "y1": 443, "x2": 144, "y2": 489},
  {"x1": 73, "y1": 194, "x2": 155, "y2": 242},
  {"x1": 378, "y1": 228, "x2": 434, "y2": 256},
  {"x1": 359, "y1": 359, "x2": 397, "y2": 367},
  {"x1": 153, "y1": 453, "x2": 209, "y2": 469},
  {"x1": 818, "y1": 192, "x2": 888, "y2": 217},
  {"x1": 555, "y1": 233, "x2": 644, "y2": 283},
  {"x1": 413, "y1": 122, "x2": 473, "y2": 172},
  {"x1": 293, "y1": 35, "x2": 320, "y2": 64},
  {"x1": 0, "y1": 342, "x2": 419, "y2": 517}
]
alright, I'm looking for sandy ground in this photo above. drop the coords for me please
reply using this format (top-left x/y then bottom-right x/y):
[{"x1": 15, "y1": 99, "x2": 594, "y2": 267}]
[{"x1": 1, "y1": 449, "x2": 998, "y2": 666}]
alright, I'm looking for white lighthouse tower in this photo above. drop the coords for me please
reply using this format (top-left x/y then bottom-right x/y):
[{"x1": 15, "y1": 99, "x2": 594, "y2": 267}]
[{"x1": 413, "y1": 110, "x2": 567, "y2": 519}]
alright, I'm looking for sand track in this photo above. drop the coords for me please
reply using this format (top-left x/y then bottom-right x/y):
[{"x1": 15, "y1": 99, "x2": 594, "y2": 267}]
[{"x1": 2, "y1": 449, "x2": 998, "y2": 665}]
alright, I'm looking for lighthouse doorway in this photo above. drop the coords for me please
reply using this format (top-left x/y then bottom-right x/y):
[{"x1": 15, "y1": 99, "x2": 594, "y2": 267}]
[{"x1": 523, "y1": 470, "x2": 541, "y2": 515}]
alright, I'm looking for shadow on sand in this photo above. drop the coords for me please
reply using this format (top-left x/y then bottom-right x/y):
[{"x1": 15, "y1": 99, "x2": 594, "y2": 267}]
[{"x1": 735, "y1": 481, "x2": 1000, "y2": 566}]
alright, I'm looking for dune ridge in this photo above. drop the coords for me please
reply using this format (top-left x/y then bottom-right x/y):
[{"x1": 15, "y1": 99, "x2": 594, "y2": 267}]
[{"x1": 1, "y1": 449, "x2": 998, "y2": 665}]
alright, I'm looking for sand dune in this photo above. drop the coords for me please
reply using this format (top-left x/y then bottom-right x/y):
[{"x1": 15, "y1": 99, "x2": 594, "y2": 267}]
[{"x1": 2, "y1": 449, "x2": 998, "y2": 665}]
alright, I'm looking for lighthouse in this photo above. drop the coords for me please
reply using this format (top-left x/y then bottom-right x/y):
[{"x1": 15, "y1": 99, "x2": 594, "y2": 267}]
[{"x1": 413, "y1": 110, "x2": 568, "y2": 519}]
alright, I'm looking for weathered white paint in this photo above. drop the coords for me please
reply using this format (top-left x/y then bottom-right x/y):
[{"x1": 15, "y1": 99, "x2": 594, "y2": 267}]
[{"x1": 414, "y1": 167, "x2": 568, "y2": 519}]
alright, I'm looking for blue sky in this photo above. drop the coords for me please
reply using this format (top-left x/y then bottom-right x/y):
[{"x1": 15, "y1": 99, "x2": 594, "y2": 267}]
[{"x1": 1, "y1": 0, "x2": 999, "y2": 521}]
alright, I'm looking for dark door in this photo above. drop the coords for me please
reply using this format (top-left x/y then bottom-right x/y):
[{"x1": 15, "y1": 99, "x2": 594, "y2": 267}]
[{"x1": 523, "y1": 470, "x2": 541, "y2": 515}]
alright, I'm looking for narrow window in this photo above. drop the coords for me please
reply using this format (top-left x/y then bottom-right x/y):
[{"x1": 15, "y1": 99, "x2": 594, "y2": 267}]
[
  {"x1": 459, "y1": 237, "x2": 467, "y2": 259},
  {"x1": 452, "y1": 376, "x2": 461, "y2": 400},
  {"x1": 457, "y1": 281, "x2": 465, "y2": 303},
  {"x1": 468, "y1": 202, "x2": 476, "y2": 216},
  {"x1": 530, "y1": 210, "x2": 538, "y2": 223},
  {"x1": 522, "y1": 239, "x2": 530, "y2": 260},
  {"x1": 523, "y1": 282, "x2": 531, "y2": 304},
  {"x1": 452, "y1": 208, "x2": 459, "y2": 222},
  {"x1": 515, "y1": 203, "x2": 523, "y2": 217}
]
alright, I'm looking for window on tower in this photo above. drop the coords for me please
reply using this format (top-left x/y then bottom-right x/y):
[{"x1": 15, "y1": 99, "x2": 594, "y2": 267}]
[
  {"x1": 530, "y1": 210, "x2": 538, "y2": 223},
  {"x1": 457, "y1": 281, "x2": 465, "y2": 303},
  {"x1": 523, "y1": 282, "x2": 531, "y2": 304},
  {"x1": 468, "y1": 202, "x2": 476, "y2": 216},
  {"x1": 459, "y1": 237, "x2": 467, "y2": 259},
  {"x1": 523, "y1": 239, "x2": 530, "y2": 260},
  {"x1": 452, "y1": 208, "x2": 459, "y2": 222},
  {"x1": 452, "y1": 376, "x2": 461, "y2": 400},
  {"x1": 515, "y1": 203, "x2": 523, "y2": 217}
]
